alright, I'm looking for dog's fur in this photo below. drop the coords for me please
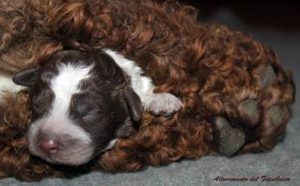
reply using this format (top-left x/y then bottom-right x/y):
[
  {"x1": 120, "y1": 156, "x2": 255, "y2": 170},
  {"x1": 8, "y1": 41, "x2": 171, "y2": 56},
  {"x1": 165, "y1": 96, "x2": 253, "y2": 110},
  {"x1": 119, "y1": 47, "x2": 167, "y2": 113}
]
[{"x1": 0, "y1": 0, "x2": 295, "y2": 181}]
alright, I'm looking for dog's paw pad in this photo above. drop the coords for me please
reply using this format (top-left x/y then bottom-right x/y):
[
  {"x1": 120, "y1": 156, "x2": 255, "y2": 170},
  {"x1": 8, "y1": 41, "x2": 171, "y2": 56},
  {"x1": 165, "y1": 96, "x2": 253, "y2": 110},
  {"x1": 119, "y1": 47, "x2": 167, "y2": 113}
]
[
  {"x1": 143, "y1": 93, "x2": 183, "y2": 116},
  {"x1": 215, "y1": 117, "x2": 245, "y2": 156},
  {"x1": 238, "y1": 99, "x2": 259, "y2": 127},
  {"x1": 262, "y1": 65, "x2": 277, "y2": 89},
  {"x1": 268, "y1": 105, "x2": 283, "y2": 126}
]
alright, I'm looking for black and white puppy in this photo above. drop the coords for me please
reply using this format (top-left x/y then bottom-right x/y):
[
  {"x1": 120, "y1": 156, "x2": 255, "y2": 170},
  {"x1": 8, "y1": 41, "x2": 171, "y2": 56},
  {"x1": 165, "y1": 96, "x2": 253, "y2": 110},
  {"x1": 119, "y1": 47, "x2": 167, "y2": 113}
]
[{"x1": 11, "y1": 49, "x2": 182, "y2": 165}]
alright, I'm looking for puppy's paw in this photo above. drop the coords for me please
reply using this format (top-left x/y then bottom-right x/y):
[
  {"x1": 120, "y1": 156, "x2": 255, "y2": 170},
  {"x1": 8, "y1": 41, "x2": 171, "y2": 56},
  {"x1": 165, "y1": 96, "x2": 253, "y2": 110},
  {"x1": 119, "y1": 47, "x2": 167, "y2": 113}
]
[{"x1": 143, "y1": 93, "x2": 183, "y2": 116}]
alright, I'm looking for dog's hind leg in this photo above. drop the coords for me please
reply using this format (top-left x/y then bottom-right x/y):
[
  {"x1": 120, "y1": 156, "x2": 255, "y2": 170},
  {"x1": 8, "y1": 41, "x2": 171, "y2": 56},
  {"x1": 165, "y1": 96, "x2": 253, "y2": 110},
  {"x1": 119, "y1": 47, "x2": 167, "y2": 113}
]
[
  {"x1": 233, "y1": 64, "x2": 294, "y2": 154},
  {"x1": 211, "y1": 62, "x2": 294, "y2": 156}
]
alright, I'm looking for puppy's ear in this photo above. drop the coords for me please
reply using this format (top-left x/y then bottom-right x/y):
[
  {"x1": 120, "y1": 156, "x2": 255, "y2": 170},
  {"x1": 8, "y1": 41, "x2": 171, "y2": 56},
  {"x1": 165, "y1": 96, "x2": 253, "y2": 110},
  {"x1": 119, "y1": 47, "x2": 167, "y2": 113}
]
[
  {"x1": 12, "y1": 68, "x2": 38, "y2": 87},
  {"x1": 123, "y1": 87, "x2": 142, "y2": 122},
  {"x1": 116, "y1": 118, "x2": 136, "y2": 138},
  {"x1": 115, "y1": 87, "x2": 142, "y2": 138}
]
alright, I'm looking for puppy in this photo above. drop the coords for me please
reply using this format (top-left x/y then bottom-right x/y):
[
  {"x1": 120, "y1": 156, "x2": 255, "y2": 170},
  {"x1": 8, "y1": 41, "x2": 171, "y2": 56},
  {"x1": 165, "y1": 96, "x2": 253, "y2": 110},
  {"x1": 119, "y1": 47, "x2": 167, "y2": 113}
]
[{"x1": 12, "y1": 49, "x2": 182, "y2": 165}]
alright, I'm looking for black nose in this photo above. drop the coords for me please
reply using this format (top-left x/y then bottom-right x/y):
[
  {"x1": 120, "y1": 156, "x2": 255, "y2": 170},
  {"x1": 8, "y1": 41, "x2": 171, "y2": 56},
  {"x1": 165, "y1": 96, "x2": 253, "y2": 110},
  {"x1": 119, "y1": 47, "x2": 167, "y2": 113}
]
[{"x1": 38, "y1": 138, "x2": 60, "y2": 154}]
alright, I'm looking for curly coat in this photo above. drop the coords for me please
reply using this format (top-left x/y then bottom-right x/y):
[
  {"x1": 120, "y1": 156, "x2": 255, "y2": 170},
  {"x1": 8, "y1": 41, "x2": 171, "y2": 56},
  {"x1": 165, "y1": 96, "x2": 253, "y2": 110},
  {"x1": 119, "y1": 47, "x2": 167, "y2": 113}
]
[{"x1": 0, "y1": 0, "x2": 295, "y2": 181}]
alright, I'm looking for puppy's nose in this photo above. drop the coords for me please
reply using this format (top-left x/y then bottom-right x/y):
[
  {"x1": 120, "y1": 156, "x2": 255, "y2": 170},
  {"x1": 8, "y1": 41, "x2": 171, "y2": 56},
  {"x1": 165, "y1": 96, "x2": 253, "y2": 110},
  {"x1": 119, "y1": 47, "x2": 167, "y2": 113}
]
[{"x1": 38, "y1": 138, "x2": 60, "y2": 154}]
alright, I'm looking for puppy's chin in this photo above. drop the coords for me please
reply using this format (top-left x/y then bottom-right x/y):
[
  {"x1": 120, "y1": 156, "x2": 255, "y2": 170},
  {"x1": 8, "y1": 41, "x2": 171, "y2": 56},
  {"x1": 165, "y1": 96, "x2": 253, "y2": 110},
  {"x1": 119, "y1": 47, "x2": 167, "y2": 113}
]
[{"x1": 29, "y1": 148, "x2": 95, "y2": 166}]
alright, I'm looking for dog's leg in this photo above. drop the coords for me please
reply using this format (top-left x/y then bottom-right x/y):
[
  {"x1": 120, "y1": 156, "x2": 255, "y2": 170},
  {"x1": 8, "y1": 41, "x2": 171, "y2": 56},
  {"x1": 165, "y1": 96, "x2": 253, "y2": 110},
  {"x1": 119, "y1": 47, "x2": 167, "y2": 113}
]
[
  {"x1": 104, "y1": 49, "x2": 183, "y2": 115},
  {"x1": 229, "y1": 64, "x2": 292, "y2": 154}
]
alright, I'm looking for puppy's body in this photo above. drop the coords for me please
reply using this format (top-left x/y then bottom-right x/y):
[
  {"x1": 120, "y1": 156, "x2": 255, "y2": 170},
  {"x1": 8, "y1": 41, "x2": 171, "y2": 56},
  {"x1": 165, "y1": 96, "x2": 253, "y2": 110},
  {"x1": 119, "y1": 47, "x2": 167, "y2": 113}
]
[{"x1": 13, "y1": 49, "x2": 182, "y2": 165}]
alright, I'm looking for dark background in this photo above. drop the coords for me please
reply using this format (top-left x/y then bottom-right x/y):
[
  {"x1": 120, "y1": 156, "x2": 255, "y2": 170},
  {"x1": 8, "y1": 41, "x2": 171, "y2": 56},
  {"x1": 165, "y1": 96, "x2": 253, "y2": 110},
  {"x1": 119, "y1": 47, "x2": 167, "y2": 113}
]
[{"x1": 183, "y1": 1, "x2": 300, "y2": 30}]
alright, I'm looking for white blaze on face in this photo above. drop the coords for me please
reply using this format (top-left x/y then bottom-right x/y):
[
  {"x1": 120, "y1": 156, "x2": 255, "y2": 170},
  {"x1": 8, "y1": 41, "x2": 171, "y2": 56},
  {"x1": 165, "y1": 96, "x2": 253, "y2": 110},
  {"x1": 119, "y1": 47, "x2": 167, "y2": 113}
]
[
  {"x1": 28, "y1": 63, "x2": 95, "y2": 165},
  {"x1": 43, "y1": 63, "x2": 94, "y2": 141},
  {"x1": 50, "y1": 63, "x2": 92, "y2": 119}
]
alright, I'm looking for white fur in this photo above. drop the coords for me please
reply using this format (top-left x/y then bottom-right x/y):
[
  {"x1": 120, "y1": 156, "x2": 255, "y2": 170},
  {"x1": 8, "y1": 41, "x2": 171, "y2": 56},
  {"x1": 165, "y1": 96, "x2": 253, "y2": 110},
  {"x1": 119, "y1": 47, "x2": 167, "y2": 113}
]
[
  {"x1": 103, "y1": 49, "x2": 154, "y2": 96},
  {"x1": 104, "y1": 49, "x2": 183, "y2": 114},
  {"x1": 43, "y1": 63, "x2": 93, "y2": 142},
  {"x1": 101, "y1": 139, "x2": 119, "y2": 152},
  {"x1": 0, "y1": 71, "x2": 25, "y2": 102},
  {"x1": 49, "y1": 63, "x2": 92, "y2": 120}
]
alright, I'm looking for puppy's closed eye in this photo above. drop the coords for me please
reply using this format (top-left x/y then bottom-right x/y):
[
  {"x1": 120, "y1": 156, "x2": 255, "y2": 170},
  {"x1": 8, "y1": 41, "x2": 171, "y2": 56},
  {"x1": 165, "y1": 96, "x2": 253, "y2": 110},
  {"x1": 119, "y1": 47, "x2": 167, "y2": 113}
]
[
  {"x1": 73, "y1": 103, "x2": 93, "y2": 118},
  {"x1": 32, "y1": 88, "x2": 54, "y2": 116},
  {"x1": 70, "y1": 94, "x2": 96, "y2": 119}
]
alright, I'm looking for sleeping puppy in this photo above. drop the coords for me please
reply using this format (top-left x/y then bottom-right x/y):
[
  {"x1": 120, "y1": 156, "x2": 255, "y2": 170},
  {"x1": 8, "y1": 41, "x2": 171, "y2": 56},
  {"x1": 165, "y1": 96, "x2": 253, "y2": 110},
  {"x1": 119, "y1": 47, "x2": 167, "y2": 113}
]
[{"x1": 12, "y1": 49, "x2": 182, "y2": 165}]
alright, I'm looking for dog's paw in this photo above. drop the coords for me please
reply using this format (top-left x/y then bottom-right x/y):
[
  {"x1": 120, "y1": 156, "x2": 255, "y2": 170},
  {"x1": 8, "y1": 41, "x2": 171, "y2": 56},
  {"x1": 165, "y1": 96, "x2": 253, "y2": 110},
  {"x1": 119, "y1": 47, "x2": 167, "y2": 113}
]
[
  {"x1": 142, "y1": 93, "x2": 183, "y2": 116},
  {"x1": 215, "y1": 117, "x2": 245, "y2": 156}
]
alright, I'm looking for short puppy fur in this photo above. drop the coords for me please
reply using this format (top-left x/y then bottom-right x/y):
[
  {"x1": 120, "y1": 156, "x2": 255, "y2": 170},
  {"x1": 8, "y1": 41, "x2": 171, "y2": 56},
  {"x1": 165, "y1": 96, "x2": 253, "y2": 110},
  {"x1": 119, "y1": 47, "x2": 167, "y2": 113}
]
[
  {"x1": 13, "y1": 50, "x2": 143, "y2": 165},
  {"x1": 12, "y1": 48, "x2": 183, "y2": 166}
]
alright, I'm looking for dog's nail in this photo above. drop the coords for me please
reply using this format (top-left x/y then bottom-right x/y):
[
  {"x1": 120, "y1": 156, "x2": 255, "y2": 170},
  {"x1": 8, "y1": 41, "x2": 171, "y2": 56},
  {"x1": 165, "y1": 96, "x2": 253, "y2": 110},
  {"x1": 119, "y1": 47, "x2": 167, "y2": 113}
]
[
  {"x1": 268, "y1": 105, "x2": 283, "y2": 126},
  {"x1": 215, "y1": 117, "x2": 245, "y2": 156}
]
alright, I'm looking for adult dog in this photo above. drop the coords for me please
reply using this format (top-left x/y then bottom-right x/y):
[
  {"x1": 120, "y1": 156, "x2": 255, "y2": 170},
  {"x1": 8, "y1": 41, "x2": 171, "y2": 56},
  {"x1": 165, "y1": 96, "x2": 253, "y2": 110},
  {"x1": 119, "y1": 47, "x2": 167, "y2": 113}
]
[{"x1": 0, "y1": 0, "x2": 295, "y2": 181}]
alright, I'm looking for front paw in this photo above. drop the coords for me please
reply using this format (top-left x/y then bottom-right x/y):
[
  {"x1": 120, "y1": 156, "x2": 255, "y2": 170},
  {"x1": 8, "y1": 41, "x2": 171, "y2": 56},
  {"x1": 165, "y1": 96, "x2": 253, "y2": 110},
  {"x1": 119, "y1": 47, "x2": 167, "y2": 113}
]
[{"x1": 142, "y1": 93, "x2": 183, "y2": 116}]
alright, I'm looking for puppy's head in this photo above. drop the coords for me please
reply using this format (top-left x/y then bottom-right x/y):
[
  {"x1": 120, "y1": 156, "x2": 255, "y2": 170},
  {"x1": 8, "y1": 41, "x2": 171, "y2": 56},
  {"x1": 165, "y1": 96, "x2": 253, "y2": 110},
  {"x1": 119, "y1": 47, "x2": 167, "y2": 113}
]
[{"x1": 13, "y1": 50, "x2": 142, "y2": 166}]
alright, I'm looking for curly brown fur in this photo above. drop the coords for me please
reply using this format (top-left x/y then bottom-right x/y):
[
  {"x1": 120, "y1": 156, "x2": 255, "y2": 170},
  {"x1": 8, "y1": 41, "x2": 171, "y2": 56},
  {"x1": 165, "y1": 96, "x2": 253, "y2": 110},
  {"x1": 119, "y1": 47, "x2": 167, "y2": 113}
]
[{"x1": 0, "y1": 0, "x2": 295, "y2": 181}]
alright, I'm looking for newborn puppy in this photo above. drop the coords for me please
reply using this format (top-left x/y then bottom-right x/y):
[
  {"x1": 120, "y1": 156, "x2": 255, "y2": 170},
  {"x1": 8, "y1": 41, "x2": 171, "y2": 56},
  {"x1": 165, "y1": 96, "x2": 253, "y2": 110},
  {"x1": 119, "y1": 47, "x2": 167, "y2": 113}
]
[{"x1": 13, "y1": 49, "x2": 182, "y2": 165}]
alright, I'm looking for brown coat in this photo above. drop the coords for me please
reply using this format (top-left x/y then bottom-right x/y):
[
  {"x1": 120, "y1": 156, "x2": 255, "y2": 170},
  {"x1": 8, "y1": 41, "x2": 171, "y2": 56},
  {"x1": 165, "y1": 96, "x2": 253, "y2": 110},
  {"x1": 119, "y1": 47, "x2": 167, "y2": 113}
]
[{"x1": 0, "y1": 0, "x2": 295, "y2": 181}]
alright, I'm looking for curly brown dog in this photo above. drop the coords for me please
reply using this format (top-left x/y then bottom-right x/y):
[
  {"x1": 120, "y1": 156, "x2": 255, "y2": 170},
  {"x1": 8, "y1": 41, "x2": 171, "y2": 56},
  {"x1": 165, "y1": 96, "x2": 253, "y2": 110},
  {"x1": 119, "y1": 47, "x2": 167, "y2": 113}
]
[{"x1": 0, "y1": 0, "x2": 295, "y2": 181}]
